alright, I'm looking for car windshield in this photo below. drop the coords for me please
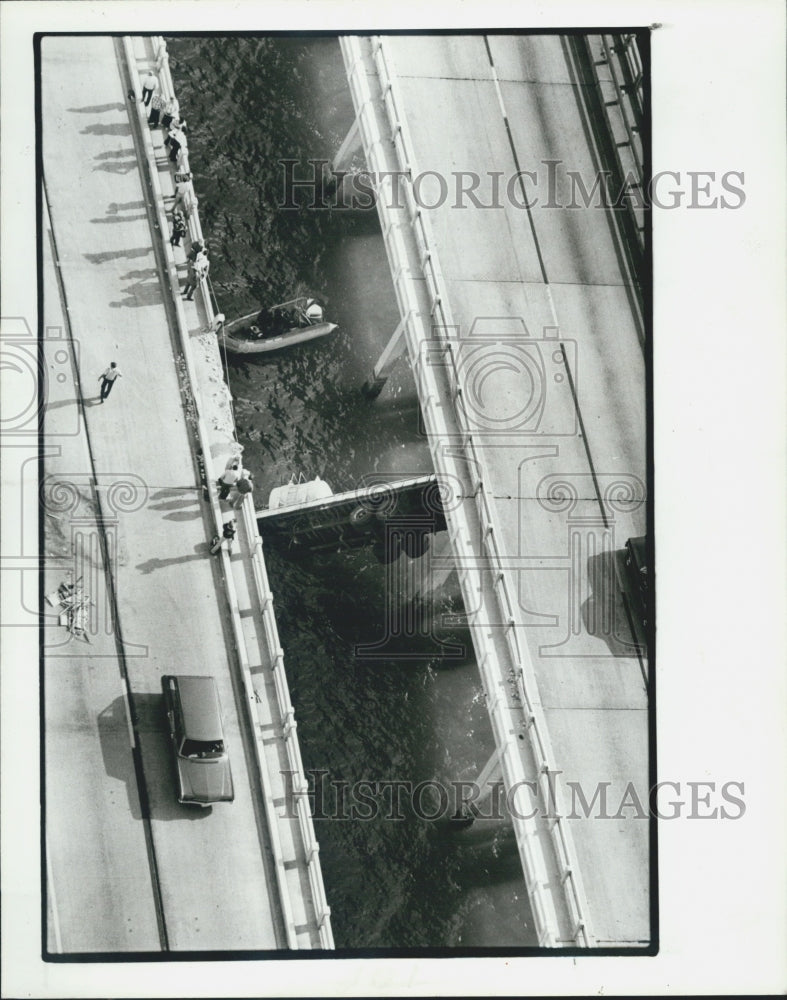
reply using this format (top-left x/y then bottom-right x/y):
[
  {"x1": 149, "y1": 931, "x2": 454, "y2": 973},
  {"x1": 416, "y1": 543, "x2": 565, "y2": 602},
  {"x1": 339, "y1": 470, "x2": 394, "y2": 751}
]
[{"x1": 180, "y1": 738, "x2": 224, "y2": 759}]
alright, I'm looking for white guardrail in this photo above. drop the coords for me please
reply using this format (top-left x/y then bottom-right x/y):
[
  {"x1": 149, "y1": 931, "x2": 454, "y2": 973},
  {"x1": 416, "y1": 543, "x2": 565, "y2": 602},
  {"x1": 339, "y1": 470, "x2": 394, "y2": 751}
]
[
  {"x1": 124, "y1": 36, "x2": 333, "y2": 949},
  {"x1": 341, "y1": 34, "x2": 594, "y2": 946}
]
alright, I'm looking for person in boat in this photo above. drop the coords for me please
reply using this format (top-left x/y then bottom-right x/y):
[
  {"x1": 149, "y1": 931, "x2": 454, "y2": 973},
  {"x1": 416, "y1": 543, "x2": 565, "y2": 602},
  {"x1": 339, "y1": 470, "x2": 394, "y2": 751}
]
[
  {"x1": 254, "y1": 307, "x2": 289, "y2": 339},
  {"x1": 248, "y1": 297, "x2": 325, "y2": 340},
  {"x1": 278, "y1": 297, "x2": 324, "y2": 328},
  {"x1": 298, "y1": 298, "x2": 324, "y2": 327},
  {"x1": 273, "y1": 298, "x2": 324, "y2": 330}
]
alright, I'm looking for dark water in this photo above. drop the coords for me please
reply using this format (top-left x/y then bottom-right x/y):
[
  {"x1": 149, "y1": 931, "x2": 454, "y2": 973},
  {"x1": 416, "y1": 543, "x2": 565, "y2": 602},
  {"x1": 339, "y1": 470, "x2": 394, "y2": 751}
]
[{"x1": 166, "y1": 35, "x2": 533, "y2": 949}]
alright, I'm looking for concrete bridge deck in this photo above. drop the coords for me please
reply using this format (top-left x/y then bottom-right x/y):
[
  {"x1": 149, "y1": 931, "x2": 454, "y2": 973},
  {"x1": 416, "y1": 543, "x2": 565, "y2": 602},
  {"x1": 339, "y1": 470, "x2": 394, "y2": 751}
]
[
  {"x1": 342, "y1": 33, "x2": 650, "y2": 947},
  {"x1": 40, "y1": 34, "x2": 331, "y2": 953}
]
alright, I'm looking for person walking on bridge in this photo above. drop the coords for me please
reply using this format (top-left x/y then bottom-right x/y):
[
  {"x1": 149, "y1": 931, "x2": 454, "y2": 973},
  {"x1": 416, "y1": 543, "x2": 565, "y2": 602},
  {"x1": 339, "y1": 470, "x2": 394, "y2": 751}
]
[{"x1": 98, "y1": 362, "x2": 122, "y2": 402}]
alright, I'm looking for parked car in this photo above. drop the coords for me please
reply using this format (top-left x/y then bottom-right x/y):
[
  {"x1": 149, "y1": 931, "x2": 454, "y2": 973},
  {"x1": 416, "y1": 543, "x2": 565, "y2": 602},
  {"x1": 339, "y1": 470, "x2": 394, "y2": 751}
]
[
  {"x1": 624, "y1": 535, "x2": 649, "y2": 631},
  {"x1": 161, "y1": 675, "x2": 234, "y2": 805}
]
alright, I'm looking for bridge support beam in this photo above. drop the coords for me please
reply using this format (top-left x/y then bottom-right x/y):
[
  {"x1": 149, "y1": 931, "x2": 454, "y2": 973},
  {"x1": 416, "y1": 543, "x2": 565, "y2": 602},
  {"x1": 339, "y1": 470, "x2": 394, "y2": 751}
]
[
  {"x1": 331, "y1": 116, "x2": 362, "y2": 173},
  {"x1": 362, "y1": 317, "x2": 407, "y2": 399},
  {"x1": 469, "y1": 747, "x2": 503, "y2": 807}
]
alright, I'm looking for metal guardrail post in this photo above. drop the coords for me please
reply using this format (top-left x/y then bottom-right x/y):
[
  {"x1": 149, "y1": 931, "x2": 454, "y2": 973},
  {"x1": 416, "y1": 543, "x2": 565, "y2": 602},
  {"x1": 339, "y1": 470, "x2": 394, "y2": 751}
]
[{"x1": 583, "y1": 33, "x2": 646, "y2": 252}]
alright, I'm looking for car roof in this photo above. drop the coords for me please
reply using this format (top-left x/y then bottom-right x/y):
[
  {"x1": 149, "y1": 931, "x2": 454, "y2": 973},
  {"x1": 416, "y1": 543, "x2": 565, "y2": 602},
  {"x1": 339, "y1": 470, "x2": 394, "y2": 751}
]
[{"x1": 174, "y1": 675, "x2": 223, "y2": 742}]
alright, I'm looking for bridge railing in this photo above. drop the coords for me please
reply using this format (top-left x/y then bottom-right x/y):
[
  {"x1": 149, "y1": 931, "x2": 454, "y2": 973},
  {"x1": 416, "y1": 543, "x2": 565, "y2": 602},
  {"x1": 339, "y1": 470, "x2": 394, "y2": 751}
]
[
  {"x1": 129, "y1": 36, "x2": 333, "y2": 949},
  {"x1": 584, "y1": 33, "x2": 645, "y2": 250},
  {"x1": 343, "y1": 33, "x2": 594, "y2": 946}
]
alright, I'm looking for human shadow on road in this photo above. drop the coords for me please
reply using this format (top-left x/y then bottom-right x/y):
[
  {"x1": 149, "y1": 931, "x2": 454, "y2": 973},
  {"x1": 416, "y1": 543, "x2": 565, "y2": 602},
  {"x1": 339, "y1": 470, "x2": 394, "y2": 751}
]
[
  {"x1": 150, "y1": 487, "x2": 196, "y2": 501},
  {"x1": 69, "y1": 102, "x2": 126, "y2": 114},
  {"x1": 91, "y1": 148, "x2": 137, "y2": 176},
  {"x1": 106, "y1": 200, "x2": 146, "y2": 212},
  {"x1": 94, "y1": 148, "x2": 136, "y2": 161},
  {"x1": 84, "y1": 247, "x2": 151, "y2": 264},
  {"x1": 93, "y1": 160, "x2": 139, "y2": 176},
  {"x1": 149, "y1": 495, "x2": 200, "y2": 512},
  {"x1": 44, "y1": 397, "x2": 78, "y2": 412},
  {"x1": 136, "y1": 543, "x2": 211, "y2": 575},
  {"x1": 120, "y1": 267, "x2": 158, "y2": 281},
  {"x1": 581, "y1": 549, "x2": 643, "y2": 657},
  {"x1": 147, "y1": 490, "x2": 204, "y2": 522},
  {"x1": 90, "y1": 213, "x2": 147, "y2": 225},
  {"x1": 163, "y1": 510, "x2": 203, "y2": 522},
  {"x1": 109, "y1": 273, "x2": 164, "y2": 309},
  {"x1": 80, "y1": 122, "x2": 132, "y2": 137}
]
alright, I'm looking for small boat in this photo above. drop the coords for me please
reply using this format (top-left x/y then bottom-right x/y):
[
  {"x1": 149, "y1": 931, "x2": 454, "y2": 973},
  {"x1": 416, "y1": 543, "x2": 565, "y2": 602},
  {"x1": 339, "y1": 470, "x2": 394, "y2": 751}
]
[{"x1": 218, "y1": 297, "x2": 337, "y2": 355}]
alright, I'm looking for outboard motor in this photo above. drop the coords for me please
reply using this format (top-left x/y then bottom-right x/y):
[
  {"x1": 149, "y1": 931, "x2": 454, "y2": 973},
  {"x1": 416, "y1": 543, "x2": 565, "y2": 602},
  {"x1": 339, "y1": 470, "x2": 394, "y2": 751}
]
[{"x1": 303, "y1": 299, "x2": 324, "y2": 324}]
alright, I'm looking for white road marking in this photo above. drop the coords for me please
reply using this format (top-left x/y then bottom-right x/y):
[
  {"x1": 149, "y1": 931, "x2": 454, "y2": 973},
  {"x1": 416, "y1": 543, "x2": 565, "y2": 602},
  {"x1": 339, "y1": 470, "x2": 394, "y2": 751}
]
[{"x1": 485, "y1": 37, "x2": 563, "y2": 336}]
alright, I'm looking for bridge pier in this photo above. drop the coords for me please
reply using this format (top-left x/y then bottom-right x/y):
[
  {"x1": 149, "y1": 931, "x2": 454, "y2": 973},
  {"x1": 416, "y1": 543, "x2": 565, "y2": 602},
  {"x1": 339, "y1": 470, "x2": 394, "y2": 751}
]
[{"x1": 362, "y1": 317, "x2": 407, "y2": 399}]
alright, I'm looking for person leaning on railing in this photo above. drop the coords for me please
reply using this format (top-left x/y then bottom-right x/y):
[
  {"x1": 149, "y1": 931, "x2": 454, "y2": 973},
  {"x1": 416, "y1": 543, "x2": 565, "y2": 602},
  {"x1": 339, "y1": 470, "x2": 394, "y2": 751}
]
[
  {"x1": 172, "y1": 171, "x2": 193, "y2": 216},
  {"x1": 160, "y1": 96, "x2": 179, "y2": 131},
  {"x1": 166, "y1": 122, "x2": 187, "y2": 164},
  {"x1": 182, "y1": 250, "x2": 209, "y2": 301},
  {"x1": 148, "y1": 90, "x2": 165, "y2": 127}
]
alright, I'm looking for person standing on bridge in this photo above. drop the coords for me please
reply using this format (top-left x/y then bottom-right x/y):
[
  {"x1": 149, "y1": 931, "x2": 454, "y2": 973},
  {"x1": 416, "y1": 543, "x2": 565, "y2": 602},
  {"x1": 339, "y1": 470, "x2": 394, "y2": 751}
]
[
  {"x1": 147, "y1": 89, "x2": 165, "y2": 127},
  {"x1": 170, "y1": 210, "x2": 186, "y2": 247},
  {"x1": 182, "y1": 249, "x2": 209, "y2": 301},
  {"x1": 161, "y1": 96, "x2": 179, "y2": 131},
  {"x1": 210, "y1": 518, "x2": 236, "y2": 555},
  {"x1": 98, "y1": 362, "x2": 122, "y2": 402},
  {"x1": 167, "y1": 122, "x2": 187, "y2": 164},
  {"x1": 216, "y1": 460, "x2": 241, "y2": 501},
  {"x1": 186, "y1": 238, "x2": 206, "y2": 262},
  {"x1": 140, "y1": 70, "x2": 158, "y2": 107},
  {"x1": 231, "y1": 473, "x2": 254, "y2": 510},
  {"x1": 172, "y1": 172, "x2": 194, "y2": 216}
]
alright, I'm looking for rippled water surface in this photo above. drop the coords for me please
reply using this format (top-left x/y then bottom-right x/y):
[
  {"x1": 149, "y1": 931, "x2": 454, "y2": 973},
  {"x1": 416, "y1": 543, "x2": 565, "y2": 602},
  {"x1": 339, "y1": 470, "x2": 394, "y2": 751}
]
[{"x1": 166, "y1": 34, "x2": 533, "y2": 949}]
